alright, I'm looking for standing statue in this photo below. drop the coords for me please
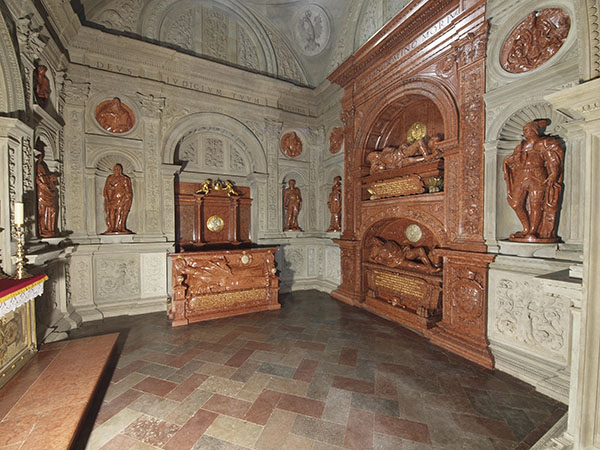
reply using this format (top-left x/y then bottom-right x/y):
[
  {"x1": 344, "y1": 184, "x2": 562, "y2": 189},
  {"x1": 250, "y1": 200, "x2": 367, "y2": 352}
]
[
  {"x1": 33, "y1": 65, "x2": 50, "y2": 108},
  {"x1": 103, "y1": 164, "x2": 133, "y2": 234},
  {"x1": 35, "y1": 139, "x2": 59, "y2": 238},
  {"x1": 283, "y1": 179, "x2": 302, "y2": 231},
  {"x1": 327, "y1": 176, "x2": 342, "y2": 232},
  {"x1": 503, "y1": 119, "x2": 564, "y2": 242}
]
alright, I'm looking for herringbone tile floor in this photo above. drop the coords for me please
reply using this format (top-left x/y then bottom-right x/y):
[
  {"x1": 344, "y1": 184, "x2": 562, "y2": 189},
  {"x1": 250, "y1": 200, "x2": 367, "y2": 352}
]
[{"x1": 70, "y1": 290, "x2": 565, "y2": 449}]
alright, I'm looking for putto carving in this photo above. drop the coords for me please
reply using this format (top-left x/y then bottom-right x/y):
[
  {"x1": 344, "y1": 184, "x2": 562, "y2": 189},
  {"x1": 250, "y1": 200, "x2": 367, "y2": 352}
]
[
  {"x1": 103, "y1": 164, "x2": 133, "y2": 234},
  {"x1": 503, "y1": 119, "x2": 564, "y2": 242},
  {"x1": 327, "y1": 176, "x2": 342, "y2": 232},
  {"x1": 95, "y1": 98, "x2": 135, "y2": 133},
  {"x1": 33, "y1": 65, "x2": 50, "y2": 108},
  {"x1": 501, "y1": 9, "x2": 570, "y2": 73},
  {"x1": 283, "y1": 179, "x2": 302, "y2": 231},
  {"x1": 35, "y1": 139, "x2": 59, "y2": 238},
  {"x1": 294, "y1": 5, "x2": 331, "y2": 56},
  {"x1": 281, "y1": 132, "x2": 303, "y2": 158},
  {"x1": 329, "y1": 127, "x2": 344, "y2": 154},
  {"x1": 368, "y1": 236, "x2": 441, "y2": 274}
]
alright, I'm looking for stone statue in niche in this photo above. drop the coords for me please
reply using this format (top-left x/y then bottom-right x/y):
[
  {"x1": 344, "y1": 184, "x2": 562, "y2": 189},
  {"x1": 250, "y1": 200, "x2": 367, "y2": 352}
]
[
  {"x1": 35, "y1": 139, "x2": 59, "y2": 238},
  {"x1": 281, "y1": 132, "x2": 303, "y2": 158},
  {"x1": 503, "y1": 119, "x2": 564, "y2": 242},
  {"x1": 501, "y1": 9, "x2": 570, "y2": 73},
  {"x1": 283, "y1": 179, "x2": 302, "y2": 231},
  {"x1": 368, "y1": 236, "x2": 441, "y2": 273},
  {"x1": 103, "y1": 164, "x2": 133, "y2": 234},
  {"x1": 95, "y1": 98, "x2": 135, "y2": 133},
  {"x1": 327, "y1": 176, "x2": 342, "y2": 232},
  {"x1": 329, "y1": 127, "x2": 344, "y2": 154},
  {"x1": 33, "y1": 65, "x2": 50, "y2": 108}
]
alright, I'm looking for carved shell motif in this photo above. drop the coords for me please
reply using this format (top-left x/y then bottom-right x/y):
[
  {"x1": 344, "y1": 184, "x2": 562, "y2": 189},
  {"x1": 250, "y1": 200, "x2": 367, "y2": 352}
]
[
  {"x1": 500, "y1": 9, "x2": 570, "y2": 74},
  {"x1": 281, "y1": 132, "x2": 303, "y2": 158}
]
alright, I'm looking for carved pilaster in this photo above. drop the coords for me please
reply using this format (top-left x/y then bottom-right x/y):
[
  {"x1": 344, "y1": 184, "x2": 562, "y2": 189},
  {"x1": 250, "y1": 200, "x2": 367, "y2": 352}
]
[
  {"x1": 330, "y1": 238, "x2": 361, "y2": 306},
  {"x1": 265, "y1": 118, "x2": 282, "y2": 232},
  {"x1": 427, "y1": 250, "x2": 495, "y2": 368}
]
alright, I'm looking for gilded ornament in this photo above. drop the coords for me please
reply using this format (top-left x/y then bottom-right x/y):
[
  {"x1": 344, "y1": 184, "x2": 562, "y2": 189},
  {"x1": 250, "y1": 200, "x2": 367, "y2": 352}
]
[
  {"x1": 206, "y1": 215, "x2": 224, "y2": 232},
  {"x1": 407, "y1": 122, "x2": 427, "y2": 144}
]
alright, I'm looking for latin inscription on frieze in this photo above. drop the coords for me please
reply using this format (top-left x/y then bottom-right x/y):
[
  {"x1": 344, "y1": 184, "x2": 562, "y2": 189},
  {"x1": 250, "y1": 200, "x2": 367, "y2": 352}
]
[
  {"x1": 370, "y1": 175, "x2": 425, "y2": 199},
  {"x1": 375, "y1": 270, "x2": 426, "y2": 298}
]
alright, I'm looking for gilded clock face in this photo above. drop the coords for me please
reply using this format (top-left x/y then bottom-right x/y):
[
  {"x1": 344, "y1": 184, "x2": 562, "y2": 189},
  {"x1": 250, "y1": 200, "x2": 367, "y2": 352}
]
[
  {"x1": 405, "y1": 224, "x2": 423, "y2": 243},
  {"x1": 206, "y1": 215, "x2": 224, "y2": 232}
]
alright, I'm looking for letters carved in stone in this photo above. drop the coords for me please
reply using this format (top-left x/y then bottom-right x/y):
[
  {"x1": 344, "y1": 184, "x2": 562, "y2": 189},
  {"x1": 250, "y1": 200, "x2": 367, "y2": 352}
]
[{"x1": 500, "y1": 9, "x2": 570, "y2": 73}]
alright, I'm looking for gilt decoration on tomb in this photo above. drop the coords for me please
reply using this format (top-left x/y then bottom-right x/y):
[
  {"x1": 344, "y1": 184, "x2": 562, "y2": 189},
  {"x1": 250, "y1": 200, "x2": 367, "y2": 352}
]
[
  {"x1": 500, "y1": 9, "x2": 570, "y2": 74},
  {"x1": 95, "y1": 97, "x2": 135, "y2": 133}
]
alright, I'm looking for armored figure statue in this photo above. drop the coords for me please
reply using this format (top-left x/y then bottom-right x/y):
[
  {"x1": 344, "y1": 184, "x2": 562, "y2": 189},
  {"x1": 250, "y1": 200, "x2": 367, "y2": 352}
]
[
  {"x1": 327, "y1": 176, "x2": 342, "y2": 232},
  {"x1": 35, "y1": 139, "x2": 59, "y2": 237},
  {"x1": 103, "y1": 164, "x2": 133, "y2": 234},
  {"x1": 503, "y1": 119, "x2": 564, "y2": 242},
  {"x1": 283, "y1": 179, "x2": 302, "y2": 231}
]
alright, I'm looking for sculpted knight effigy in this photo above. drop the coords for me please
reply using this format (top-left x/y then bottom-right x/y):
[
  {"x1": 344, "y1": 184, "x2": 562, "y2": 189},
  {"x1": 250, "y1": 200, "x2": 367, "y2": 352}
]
[
  {"x1": 503, "y1": 119, "x2": 564, "y2": 242},
  {"x1": 283, "y1": 179, "x2": 302, "y2": 231},
  {"x1": 35, "y1": 139, "x2": 59, "y2": 238},
  {"x1": 103, "y1": 164, "x2": 133, "y2": 234}
]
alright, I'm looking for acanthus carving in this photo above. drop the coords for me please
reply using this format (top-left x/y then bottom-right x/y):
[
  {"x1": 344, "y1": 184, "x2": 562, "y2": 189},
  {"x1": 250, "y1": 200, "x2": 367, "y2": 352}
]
[
  {"x1": 266, "y1": 30, "x2": 305, "y2": 84},
  {"x1": 16, "y1": 16, "x2": 46, "y2": 62},
  {"x1": 500, "y1": 9, "x2": 570, "y2": 73},
  {"x1": 136, "y1": 92, "x2": 165, "y2": 119},
  {"x1": 95, "y1": 0, "x2": 142, "y2": 33},
  {"x1": 453, "y1": 21, "x2": 489, "y2": 66},
  {"x1": 495, "y1": 278, "x2": 566, "y2": 355},
  {"x1": 203, "y1": 7, "x2": 228, "y2": 60},
  {"x1": 448, "y1": 265, "x2": 485, "y2": 326},
  {"x1": 205, "y1": 138, "x2": 224, "y2": 168},
  {"x1": 237, "y1": 25, "x2": 259, "y2": 70},
  {"x1": 329, "y1": 127, "x2": 344, "y2": 154},
  {"x1": 61, "y1": 80, "x2": 90, "y2": 106},
  {"x1": 165, "y1": 9, "x2": 193, "y2": 50},
  {"x1": 281, "y1": 132, "x2": 303, "y2": 158}
]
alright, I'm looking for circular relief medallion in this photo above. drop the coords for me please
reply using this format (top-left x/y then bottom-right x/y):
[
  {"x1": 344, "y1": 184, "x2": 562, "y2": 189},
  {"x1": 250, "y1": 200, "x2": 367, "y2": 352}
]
[
  {"x1": 95, "y1": 97, "x2": 135, "y2": 133},
  {"x1": 281, "y1": 131, "x2": 303, "y2": 158},
  {"x1": 500, "y1": 9, "x2": 571, "y2": 74},
  {"x1": 206, "y1": 215, "x2": 224, "y2": 232},
  {"x1": 329, "y1": 127, "x2": 344, "y2": 154},
  {"x1": 240, "y1": 252, "x2": 253, "y2": 265},
  {"x1": 293, "y1": 4, "x2": 331, "y2": 56},
  {"x1": 407, "y1": 122, "x2": 427, "y2": 144},
  {"x1": 405, "y1": 224, "x2": 423, "y2": 243}
]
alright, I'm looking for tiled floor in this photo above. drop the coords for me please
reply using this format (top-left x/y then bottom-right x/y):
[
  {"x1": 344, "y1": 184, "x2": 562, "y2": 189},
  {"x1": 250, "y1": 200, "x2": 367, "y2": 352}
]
[{"x1": 71, "y1": 290, "x2": 566, "y2": 450}]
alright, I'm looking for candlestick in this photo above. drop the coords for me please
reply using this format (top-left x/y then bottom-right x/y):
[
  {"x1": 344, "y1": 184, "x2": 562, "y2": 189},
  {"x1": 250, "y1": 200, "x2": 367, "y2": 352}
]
[
  {"x1": 12, "y1": 225, "x2": 30, "y2": 279},
  {"x1": 14, "y1": 202, "x2": 23, "y2": 226}
]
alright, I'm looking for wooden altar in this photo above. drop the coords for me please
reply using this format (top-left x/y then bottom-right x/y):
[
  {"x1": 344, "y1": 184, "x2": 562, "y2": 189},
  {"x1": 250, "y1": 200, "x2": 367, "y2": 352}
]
[
  {"x1": 328, "y1": 0, "x2": 494, "y2": 367},
  {"x1": 169, "y1": 180, "x2": 280, "y2": 326}
]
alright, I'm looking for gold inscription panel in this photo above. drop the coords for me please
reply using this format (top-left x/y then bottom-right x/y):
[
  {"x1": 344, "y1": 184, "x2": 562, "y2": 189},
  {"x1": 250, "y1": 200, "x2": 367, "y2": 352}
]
[
  {"x1": 370, "y1": 175, "x2": 425, "y2": 199},
  {"x1": 189, "y1": 288, "x2": 267, "y2": 312},
  {"x1": 374, "y1": 270, "x2": 427, "y2": 298}
]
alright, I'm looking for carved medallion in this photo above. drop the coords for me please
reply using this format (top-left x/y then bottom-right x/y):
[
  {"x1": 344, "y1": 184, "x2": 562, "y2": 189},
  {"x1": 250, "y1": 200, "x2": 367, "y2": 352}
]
[
  {"x1": 405, "y1": 224, "x2": 423, "y2": 243},
  {"x1": 95, "y1": 97, "x2": 135, "y2": 133},
  {"x1": 500, "y1": 9, "x2": 571, "y2": 73},
  {"x1": 293, "y1": 5, "x2": 331, "y2": 56},
  {"x1": 329, "y1": 127, "x2": 344, "y2": 154},
  {"x1": 281, "y1": 132, "x2": 303, "y2": 158},
  {"x1": 206, "y1": 215, "x2": 224, "y2": 232}
]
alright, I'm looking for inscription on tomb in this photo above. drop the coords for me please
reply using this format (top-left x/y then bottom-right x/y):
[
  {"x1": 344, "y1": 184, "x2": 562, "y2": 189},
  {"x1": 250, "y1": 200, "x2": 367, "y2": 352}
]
[
  {"x1": 369, "y1": 175, "x2": 425, "y2": 199},
  {"x1": 375, "y1": 270, "x2": 426, "y2": 298}
]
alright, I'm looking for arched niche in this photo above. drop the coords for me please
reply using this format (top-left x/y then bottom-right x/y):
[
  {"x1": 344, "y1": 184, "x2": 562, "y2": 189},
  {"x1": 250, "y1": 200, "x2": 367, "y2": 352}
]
[
  {"x1": 0, "y1": 11, "x2": 25, "y2": 114},
  {"x1": 92, "y1": 152, "x2": 141, "y2": 236},
  {"x1": 357, "y1": 78, "x2": 459, "y2": 165}
]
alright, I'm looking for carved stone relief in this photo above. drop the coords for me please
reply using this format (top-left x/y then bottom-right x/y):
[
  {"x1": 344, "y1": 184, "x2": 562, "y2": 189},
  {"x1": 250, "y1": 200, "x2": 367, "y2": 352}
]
[
  {"x1": 500, "y1": 9, "x2": 571, "y2": 73},
  {"x1": 141, "y1": 253, "x2": 167, "y2": 298},
  {"x1": 95, "y1": 255, "x2": 140, "y2": 300},
  {"x1": 95, "y1": 98, "x2": 135, "y2": 134},
  {"x1": 202, "y1": 6, "x2": 228, "y2": 59},
  {"x1": 205, "y1": 137, "x2": 225, "y2": 168},
  {"x1": 237, "y1": 25, "x2": 259, "y2": 70},
  {"x1": 281, "y1": 131, "x2": 303, "y2": 158},
  {"x1": 164, "y1": 9, "x2": 193, "y2": 50},
  {"x1": 96, "y1": 0, "x2": 143, "y2": 33},
  {"x1": 329, "y1": 127, "x2": 344, "y2": 154},
  {"x1": 293, "y1": 5, "x2": 331, "y2": 56}
]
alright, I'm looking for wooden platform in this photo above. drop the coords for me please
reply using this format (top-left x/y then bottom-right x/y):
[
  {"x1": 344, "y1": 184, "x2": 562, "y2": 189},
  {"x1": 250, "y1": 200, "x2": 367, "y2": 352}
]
[{"x1": 0, "y1": 333, "x2": 118, "y2": 449}]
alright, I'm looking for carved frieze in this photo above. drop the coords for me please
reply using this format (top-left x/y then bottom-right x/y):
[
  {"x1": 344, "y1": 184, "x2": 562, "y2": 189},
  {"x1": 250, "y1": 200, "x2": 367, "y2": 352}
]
[
  {"x1": 280, "y1": 131, "x2": 303, "y2": 158},
  {"x1": 500, "y1": 9, "x2": 570, "y2": 73}
]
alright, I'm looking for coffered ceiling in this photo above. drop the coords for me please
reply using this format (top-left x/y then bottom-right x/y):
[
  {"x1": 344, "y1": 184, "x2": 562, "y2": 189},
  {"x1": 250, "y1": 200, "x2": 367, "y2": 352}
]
[{"x1": 71, "y1": 0, "x2": 412, "y2": 87}]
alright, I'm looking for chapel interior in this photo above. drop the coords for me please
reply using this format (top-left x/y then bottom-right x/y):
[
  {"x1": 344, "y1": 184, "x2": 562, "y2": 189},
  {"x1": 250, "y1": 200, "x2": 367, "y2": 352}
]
[{"x1": 0, "y1": 0, "x2": 599, "y2": 448}]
